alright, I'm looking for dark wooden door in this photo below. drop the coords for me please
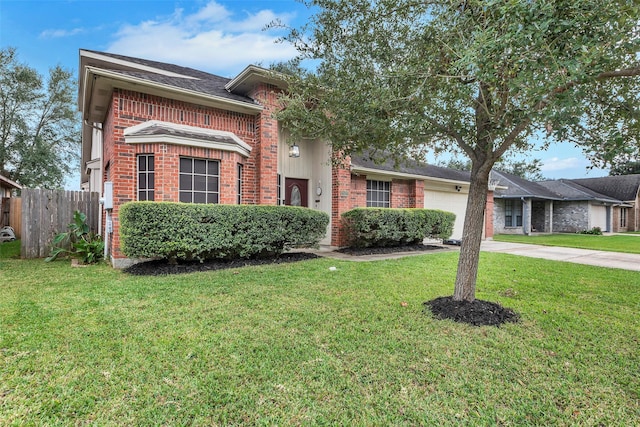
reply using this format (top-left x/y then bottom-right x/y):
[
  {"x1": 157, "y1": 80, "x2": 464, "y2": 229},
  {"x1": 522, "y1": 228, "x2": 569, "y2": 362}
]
[{"x1": 284, "y1": 178, "x2": 308, "y2": 207}]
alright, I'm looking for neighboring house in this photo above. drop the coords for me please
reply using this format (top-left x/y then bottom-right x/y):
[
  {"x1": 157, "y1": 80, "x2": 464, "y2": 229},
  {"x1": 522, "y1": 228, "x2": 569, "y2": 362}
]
[
  {"x1": 0, "y1": 174, "x2": 21, "y2": 230},
  {"x1": 78, "y1": 50, "x2": 488, "y2": 267},
  {"x1": 570, "y1": 175, "x2": 640, "y2": 232},
  {"x1": 492, "y1": 170, "x2": 638, "y2": 234}
]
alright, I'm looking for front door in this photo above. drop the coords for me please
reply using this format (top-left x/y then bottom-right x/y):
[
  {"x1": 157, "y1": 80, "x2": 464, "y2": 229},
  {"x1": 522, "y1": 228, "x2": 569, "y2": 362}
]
[{"x1": 285, "y1": 178, "x2": 308, "y2": 207}]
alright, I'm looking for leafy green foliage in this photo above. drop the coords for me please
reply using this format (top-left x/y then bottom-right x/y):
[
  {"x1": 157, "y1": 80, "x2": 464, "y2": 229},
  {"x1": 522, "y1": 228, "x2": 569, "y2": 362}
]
[
  {"x1": 342, "y1": 208, "x2": 454, "y2": 248},
  {"x1": 277, "y1": 0, "x2": 639, "y2": 301},
  {"x1": 609, "y1": 160, "x2": 640, "y2": 176},
  {"x1": 45, "y1": 211, "x2": 104, "y2": 263},
  {"x1": 0, "y1": 47, "x2": 80, "y2": 189},
  {"x1": 579, "y1": 227, "x2": 603, "y2": 235},
  {"x1": 119, "y1": 202, "x2": 330, "y2": 262}
]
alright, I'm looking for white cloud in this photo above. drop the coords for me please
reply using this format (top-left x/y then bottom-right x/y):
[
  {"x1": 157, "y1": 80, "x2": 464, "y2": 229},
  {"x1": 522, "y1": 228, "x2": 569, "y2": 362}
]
[
  {"x1": 40, "y1": 27, "x2": 85, "y2": 38},
  {"x1": 105, "y1": 1, "x2": 299, "y2": 77},
  {"x1": 540, "y1": 157, "x2": 585, "y2": 172}
]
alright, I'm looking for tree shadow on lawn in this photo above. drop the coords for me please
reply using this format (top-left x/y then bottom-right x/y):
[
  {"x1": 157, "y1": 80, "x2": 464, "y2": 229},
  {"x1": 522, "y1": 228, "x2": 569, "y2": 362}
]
[{"x1": 125, "y1": 243, "x2": 519, "y2": 327}]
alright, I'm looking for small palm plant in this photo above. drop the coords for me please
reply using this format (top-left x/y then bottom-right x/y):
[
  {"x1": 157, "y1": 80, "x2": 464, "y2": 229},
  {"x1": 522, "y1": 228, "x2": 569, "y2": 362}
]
[{"x1": 45, "y1": 210, "x2": 104, "y2": 264}]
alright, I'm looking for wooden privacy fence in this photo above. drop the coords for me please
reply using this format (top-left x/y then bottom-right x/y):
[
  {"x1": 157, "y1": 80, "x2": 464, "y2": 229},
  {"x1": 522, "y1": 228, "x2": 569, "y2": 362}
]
[{"x1": 21, "y1": 189, "x2": 100, "y2": 258}]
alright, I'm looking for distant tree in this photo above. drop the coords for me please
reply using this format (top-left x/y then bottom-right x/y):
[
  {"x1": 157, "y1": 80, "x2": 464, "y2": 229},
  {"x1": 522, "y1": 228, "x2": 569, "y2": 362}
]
[
  {"x1": 277, "y1": 0, "x2": 639, "y2": 302},
  {"x1": 609, "y1": 160, "x2": 640, "y2": 176},
  {"x1": 0, "y1": 47, "x2": 79, "y2": 188}
]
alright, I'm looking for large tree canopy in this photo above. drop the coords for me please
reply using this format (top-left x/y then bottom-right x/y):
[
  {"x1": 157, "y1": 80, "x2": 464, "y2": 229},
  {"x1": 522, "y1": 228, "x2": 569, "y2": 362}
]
[
  {"x1": 277, "y1": 0, "x2": 639, "y2": 301},
  {"x1": 0, "y1": 47, "x2": 79, "y2": 189}
]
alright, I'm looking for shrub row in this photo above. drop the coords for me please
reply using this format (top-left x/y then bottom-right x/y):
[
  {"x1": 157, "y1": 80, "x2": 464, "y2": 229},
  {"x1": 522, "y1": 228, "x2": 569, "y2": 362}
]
[
  {"x1": 119, "y1": 202, "x2": 329, "y2": 262},
  {"x1": 342, "y1": 208, "x2": 455, "y2": 248}
]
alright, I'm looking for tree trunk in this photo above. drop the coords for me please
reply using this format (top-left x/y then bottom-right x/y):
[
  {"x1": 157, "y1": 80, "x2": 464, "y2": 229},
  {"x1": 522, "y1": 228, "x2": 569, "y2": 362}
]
[{"x1": 453, "y1": 162, "x2": 492, "y2": 302}]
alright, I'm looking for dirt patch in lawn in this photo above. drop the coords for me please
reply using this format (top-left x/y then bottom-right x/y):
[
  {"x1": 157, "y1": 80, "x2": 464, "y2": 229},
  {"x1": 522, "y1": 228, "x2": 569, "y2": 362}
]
[
  {"x1": 425, "y1": 296, "x2": 520, "y2": 327},
  {"x1": 124, "y1": 252, "x2": 320, "y2": 276}
]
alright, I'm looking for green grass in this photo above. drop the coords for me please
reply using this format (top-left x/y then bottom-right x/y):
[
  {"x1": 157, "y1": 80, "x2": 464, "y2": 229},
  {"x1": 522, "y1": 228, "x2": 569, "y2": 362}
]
[
  {"x1": 494, "y1": 233, "x2": 640, "y2": 254},
  {"x1": 0, "y1": 240, "x2": 20, "y2": 260},
  {"x1": 1, "y1": 253, "x2": 638, "y2": 425}
]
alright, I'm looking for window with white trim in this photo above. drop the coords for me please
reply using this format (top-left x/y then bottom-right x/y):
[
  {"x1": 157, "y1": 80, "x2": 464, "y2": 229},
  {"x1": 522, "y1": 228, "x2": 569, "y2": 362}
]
[
  {"x1": 179, "y1": 157, "x2": 219, "y2": 204},
  {"x1": 137, "y1": 154, "x2": 155, "y2": 201},
  {"x1": 366, "y1": 180, "x2": 390, "y2": 208}
]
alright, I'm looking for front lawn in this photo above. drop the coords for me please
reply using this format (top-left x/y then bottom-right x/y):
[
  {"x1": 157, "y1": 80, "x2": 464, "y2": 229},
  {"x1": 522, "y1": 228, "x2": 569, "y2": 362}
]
[
  {"x1": 494, "y1": 233, "x2": 640, "y2": 254},
  {"x1": 1, "y1": 253, "x2": 638, "y2": 425}
]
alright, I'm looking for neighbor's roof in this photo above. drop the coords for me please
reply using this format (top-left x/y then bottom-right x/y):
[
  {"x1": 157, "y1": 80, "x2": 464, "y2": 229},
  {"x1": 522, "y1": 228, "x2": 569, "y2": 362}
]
[
  {"x1": 491, "y1": 170, "x2": 561, "y2": 200},
  {"x1": 569, "y1": 174, "x2": 640, "y2": 202},
  {"x1": 0, "y1": 174, "x2": 21, "y2": 190},
  {"x1": 350, "y1": 153, "x2": 471, "y2": 184},
  {"x1": 538, "y1": 180, "x2": 621, "y2": 204}
]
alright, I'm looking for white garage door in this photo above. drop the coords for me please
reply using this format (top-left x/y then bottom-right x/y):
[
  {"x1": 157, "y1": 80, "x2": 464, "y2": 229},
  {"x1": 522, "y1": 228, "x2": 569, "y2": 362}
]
[{"x1": 424, "y1": 190, "x2": 468, "y2": 240}]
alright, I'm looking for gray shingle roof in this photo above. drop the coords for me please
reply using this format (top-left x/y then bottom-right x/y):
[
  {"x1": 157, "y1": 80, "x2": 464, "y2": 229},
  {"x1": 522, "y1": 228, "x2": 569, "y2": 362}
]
[
  {"x1": 492, "y1": 170, "x2": 561, "y2": 200},
  {"x1": 350, "y1": 153, "x2": 471, "y2": 182},
  {"x1": 538, "y1": 180, "x2": 621, "y2": 203},
  {"x1": 569, "y1": 175, "x2": 640, "y2": 201},
  {"x1": 82, "y1": 50, "x2": 255, "y2": 105}
]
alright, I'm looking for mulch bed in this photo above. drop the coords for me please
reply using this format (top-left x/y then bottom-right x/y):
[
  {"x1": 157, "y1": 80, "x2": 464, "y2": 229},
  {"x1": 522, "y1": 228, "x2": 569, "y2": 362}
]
[
  {"x1": 425, "y1": 296, "x2": 520, "y2": 327},
  {"x1": 337, "y1": 243, "x2": 447, "y2": 256},
  {"x1": 124, "y1": 252, "x2": 319, "y2": 276}
]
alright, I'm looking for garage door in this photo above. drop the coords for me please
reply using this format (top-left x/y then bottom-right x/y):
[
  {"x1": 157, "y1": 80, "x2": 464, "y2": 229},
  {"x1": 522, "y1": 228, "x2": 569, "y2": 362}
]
[
  {"x1": 589, "y1": 205, "x2": 608, "y2": 232},
  {"x1": 424, "y1": 190, "x2": 468, "y2": 240}
]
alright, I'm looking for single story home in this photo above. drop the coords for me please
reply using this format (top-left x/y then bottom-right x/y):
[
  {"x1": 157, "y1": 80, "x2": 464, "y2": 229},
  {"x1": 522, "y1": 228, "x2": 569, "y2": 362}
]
[
  {"x1": 492, "y1": 170, "x2": 639, "y2": 235},
  {"x1": 78, "y1": 50, "x2": 492, "y2": 267}
]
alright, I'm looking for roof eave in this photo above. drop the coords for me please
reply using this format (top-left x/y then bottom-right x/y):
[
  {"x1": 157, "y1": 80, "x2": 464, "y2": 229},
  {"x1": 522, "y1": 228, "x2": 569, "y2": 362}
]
[
  {"x1": 226, "y1": 65, "x2": 288, "y2": 95},
  {"x1": 350, "y1": 165, "x2": 470, "y2": 185}
]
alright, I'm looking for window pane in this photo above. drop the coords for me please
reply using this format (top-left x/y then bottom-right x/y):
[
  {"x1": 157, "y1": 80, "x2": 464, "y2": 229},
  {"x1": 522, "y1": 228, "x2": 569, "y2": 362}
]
[
  {"x1": 194, "y1": 192, "x2": 207, "y2": 204},
  {"x1": 180, "y1": 158, "x2": 192, "y2": 173},
  {"x1": 208, "y1": 161, "x2": 219, "y2": 175},
  {"x1": 138, "y1": 173, "x2": 147, "y2": 189},
  {"x1": 208, "y1": 193, "x2": 219, "y2": 204},
  {"x1": 207, "y1": 176, "x2": 218, "y2": 191},
  {"x1": 179, "y1": 192, "x2": 191, "y2": 203},
  {"x1": 194, "y1": 175, "x2": 207, "y2": 191},
  {"x1": 148, "y1": 156, "x2": 154, "y2": 170},
  {"x1": 180, "y1": 174, "x2": 192, "y2": 191},
  {"x1": 194, "y1": 159, "x2": 207, "y2": 174},
  {"x1": 148, "y1": 191, "x2": 154, "y2": 201},
  {"x1": 148, "y1": 173, "x2": 155, "y2": 189},
  {"x1": 138, "y1": 156, "x2": 146, "y2": 171}
]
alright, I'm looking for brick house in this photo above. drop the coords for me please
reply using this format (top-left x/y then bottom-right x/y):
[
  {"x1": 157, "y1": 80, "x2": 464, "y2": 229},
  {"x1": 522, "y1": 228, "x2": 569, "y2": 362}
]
[{"x1": 78, "y1": 50, "x2": 487, "y2": 267}]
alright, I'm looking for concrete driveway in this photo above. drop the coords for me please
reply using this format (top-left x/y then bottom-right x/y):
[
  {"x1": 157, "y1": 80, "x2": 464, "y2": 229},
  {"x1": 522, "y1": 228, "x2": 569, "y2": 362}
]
[{"x1": 481, "y1": 241, "x2": 640, "y2": 272}]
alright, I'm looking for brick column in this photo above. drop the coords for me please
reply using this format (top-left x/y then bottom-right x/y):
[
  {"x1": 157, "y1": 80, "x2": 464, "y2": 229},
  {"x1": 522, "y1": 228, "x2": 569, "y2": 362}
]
[
  {"x1": 331, "y1": 156, "x2": 352, "y2": 246},
  {"x1": 484, "y1": 190, "x2": 494, "y2": 239}
]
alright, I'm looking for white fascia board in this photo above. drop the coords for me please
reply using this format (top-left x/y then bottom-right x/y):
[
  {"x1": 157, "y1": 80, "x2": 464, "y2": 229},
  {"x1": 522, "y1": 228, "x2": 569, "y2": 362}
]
[
  {"x1": 80, "y1": 50, "x2": 198, "y2": 79},
  {"x1": 226, "y1": 65, "x2": 287, "y2": 93},
  {"x1": 351, "y1": 165, "x2": 469, "y2": 186},
  {"x1": 86, "y1": 66, "x2": 263, "y2": 114}
]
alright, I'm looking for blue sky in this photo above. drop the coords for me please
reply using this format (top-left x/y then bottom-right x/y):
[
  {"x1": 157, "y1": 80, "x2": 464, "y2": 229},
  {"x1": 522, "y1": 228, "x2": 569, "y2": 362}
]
[{"x1": 0, "y1": 0, "x2": 609, "y2": 189}]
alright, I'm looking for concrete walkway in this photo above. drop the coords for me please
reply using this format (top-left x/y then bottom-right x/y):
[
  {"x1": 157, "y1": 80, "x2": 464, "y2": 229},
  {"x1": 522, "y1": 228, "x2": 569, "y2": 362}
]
[
  {"x1": 480, "y1": 240, "x2": 640, "y2": 272},
  {"x1": 314, "y1": 241, "x2": 640, "y2": 272}
]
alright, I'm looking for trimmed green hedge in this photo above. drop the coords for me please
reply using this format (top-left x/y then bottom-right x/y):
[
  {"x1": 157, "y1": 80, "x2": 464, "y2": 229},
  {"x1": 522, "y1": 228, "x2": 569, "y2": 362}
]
[
  {"x1": 119, "y1": 202, "x2": 329, "y2": 262},
  {"x1": 342, "y1": 208, "x2": 455, "y2": 248}
]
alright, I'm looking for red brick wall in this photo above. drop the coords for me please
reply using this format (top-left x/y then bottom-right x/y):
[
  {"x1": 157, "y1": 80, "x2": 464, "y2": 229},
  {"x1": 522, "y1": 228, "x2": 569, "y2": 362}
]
[
  {"x1": 248, "y1": 83, "x2": 281, "y2": 205},
  {"x1": 104, "y1": 89, "x2": 260, "y2": 260},
  {"x1": 331, "y1": 157, "x2": 353, "y2": 246}
]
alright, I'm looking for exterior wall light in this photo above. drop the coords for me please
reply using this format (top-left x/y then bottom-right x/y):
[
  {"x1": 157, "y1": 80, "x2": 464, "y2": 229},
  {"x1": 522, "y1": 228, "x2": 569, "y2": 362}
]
[{"x1": 289, "y1": 143, "x2": 300, "y2": 158}]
